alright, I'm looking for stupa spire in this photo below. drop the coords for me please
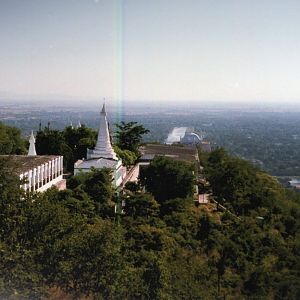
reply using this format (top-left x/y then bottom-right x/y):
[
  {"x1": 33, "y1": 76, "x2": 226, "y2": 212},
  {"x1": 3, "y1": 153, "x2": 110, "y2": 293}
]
[
  {"x1": 28, "y1": 130, "x2": 37, "y2": 156},
  {"x1": 86, "y1": 101, "x2": 117, "y2": 160},
  {"x1": 101, "y1": 102, "x2": 106, "y2": 114}
]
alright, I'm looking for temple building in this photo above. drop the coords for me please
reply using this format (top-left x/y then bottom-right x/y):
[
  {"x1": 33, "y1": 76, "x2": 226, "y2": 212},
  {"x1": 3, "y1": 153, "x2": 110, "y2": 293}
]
[
  {"x1": 18, "y1": 155, "x2": 65, "y2": 192},
  {"x1": 1, "y1": 131, "x2": 66, "y2": 193},
  {"x1": 74, "y1": 104, "x2": 126, "y2": 187}
]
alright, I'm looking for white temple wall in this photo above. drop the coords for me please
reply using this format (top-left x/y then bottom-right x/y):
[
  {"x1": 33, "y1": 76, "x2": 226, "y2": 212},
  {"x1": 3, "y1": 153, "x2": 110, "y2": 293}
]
[
  {"x1": 20, "y1": 156, "x2": 64, "y2": 193},
  {"x1": 37, "y1": 175, "x2": 64, "y2": 192}
]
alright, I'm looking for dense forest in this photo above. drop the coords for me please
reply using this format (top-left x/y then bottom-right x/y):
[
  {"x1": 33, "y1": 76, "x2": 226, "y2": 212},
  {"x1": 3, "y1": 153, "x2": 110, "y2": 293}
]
[
  {"x1": 0, "y1": 122, "x2": 300, "y2": 299},
  {"x1": 0, "y1": 121, "x2": 300, "y2": 299}
]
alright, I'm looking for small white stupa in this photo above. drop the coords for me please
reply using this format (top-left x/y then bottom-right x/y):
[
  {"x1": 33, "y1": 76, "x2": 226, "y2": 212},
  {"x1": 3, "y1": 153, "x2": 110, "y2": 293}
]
[{"x1": 28, "y1": 130, "x2": 37, "y2": 156}]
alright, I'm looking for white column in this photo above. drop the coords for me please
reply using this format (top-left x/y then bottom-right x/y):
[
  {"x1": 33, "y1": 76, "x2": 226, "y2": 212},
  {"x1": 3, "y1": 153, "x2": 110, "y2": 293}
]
[
  {"x1": 55, "y1": 158, "x2": 58, "y2": 178},
  {"x1": 46, "y1": 163, "x2": 49, "y2": 182},
  {"x1": 44, "y1": 163, "x2": 47, "y2": 183},
  {"x1": 37, "y1": 166, "x2": 40, "y2": 189},
  {"x1": 53, "y1": 159, "x2": 56, "y2": 178},
  {"x1": 25, "y1": 172, "x2": 28, "y2": 192},
  {"x1": 20, "y1": 173, "x2": 25, "y2": 190},
  {"x1": 41, "y1": 164, "x2": 44, "y2": 187},
  {"x1": 61, "y1": 156, "x2": 63, "y2": 175},
  {"x1": 49, "y1": 161, "x2": 51, "y2": 181},
  {"x1": 58, "y1": 157, "x2": 61, "y2": 175},
  {"x1": 33, "y1": 168, "x2": 36, "y2": 191},
  {"x1": 51, "y1": 160, "x2": 54, "y2": 180},
  {"x1": 52, "y1": 159, "x2": 55, "y2": 180},
  {"x1": 45, "y1": 164, "x2": 47, "y2": 183},
  {"x1": 28, "y1": 170, "x2": 32, "y2": 192}
]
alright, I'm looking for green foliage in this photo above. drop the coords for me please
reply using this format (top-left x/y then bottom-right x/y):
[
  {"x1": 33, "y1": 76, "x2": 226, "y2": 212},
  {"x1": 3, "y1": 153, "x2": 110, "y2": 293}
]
[
  {"x1": 113, "y1": 145, "x2": 137, "y2": 166},
  {"x1": 206, "y1": 148, "x2": 286, "y2": 215},
  {"x1": 36, "y1": 127, "x2": 74, "y2": 171},
  {"x1": 63, "y1": 125, "x2": 97, "y2": 161},
  {"x1": 139, "y1": 156, "x2": 195, "y2": 203},
  {"x1": 124, "y1": 181, "x2": 140, "y2": 193},
  {"x1": 124, "y1": 193, "x2": 160, "y2": 219},
  {"x1": 0, "y1": 122, "x2": 26, "y2": 154},
  {"x1": 0, "y1": 158, "x2": 48, "y2": 298},
  {"x1": 53, "y1": 219, "x2": 125, "y2": 299},
  {"x1": 115, "y1": 121, "x2": 149, "y2": 154},
  {"x1": 36, "y1": 125, "x2": 97, "y2": 172},
  {"x1": 68, "y1": 168, "x2": 114, "y2": 218},
  {"x1": 1, "y1": 145, "x2": 300, "y2": 299},
  {"x1": 36, "y1": 128, "x2": 65, "y2": 155}
]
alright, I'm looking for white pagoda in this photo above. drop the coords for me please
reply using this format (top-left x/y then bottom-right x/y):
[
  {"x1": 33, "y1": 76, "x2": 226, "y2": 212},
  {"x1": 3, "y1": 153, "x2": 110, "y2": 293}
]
[
  {"x1": 74, "y1": 104, "x2": 126, "y2": 187},
  {"x1": 28, "y1": 130, "x2": 37, "y2": 156}
]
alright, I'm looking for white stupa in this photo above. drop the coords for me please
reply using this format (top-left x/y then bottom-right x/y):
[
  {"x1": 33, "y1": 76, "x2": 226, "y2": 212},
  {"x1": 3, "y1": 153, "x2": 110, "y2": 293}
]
[
  {"x1": 87, "y1": 104, "x2": 117, "y2": 160},
  {"x1": 74, "y1": 103, "x2": 126, "y2": 187},
  {"x1": 28, "y1": 130, "x2": 37, "y2": 156}
]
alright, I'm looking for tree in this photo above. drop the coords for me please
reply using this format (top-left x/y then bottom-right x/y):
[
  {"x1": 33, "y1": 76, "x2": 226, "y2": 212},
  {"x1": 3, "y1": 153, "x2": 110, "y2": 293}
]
[
  {"x1": 139, "y1": 156, "x2": 195, "y2": 203},
  {"x1": 36, "y1": 125, "x2": 97, "y2": 172},
  {"x1": 67, "y1": 168, "x2": 114, "y2": 218},
  {"x1": 113, "y1": 145, "x2": 137, "y2": 166},
  {"x1": 36, "y1": 127, "x2": 73, "y2": 171},
  {"x1": 123, "y1": 193, "x2": 160, "y2": 219},
  {"x1": 124, "y1": 181, "x2": 141, "y2": 193},
  {"x1": 115, "y1": 121, "x2": 149, "y2": 155},
  {"x1": 0, "y1": 122, "x2": 26, "y2": 154},
  {"x1": 44, "y1": 186, "x2": 96, "y2": 220},
  {"x1": 63, "y1": 125, "x2": 97, "y2": 161},
  {"x1": 0, "y1": 157, "x2": 25, "y2": 240},
  {"x1": 0, "y1": 157, "x2": 48, "y2": 299},
  {"x1": 205, "y1": 148, "x2": 286, "y2": 215},
  {"x1": 53, "y1": 219, "x2": 126, "y2": 299}
]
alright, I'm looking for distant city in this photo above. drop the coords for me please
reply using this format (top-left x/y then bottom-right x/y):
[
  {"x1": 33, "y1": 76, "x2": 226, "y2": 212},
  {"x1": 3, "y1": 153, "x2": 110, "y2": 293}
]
[{"x1": 2, "y1": 100, "x2": 300, "y2": 181}]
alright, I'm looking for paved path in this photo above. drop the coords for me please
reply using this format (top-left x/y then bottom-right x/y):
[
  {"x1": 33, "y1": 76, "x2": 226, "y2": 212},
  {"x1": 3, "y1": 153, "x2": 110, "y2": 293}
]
[{"x1": 121, "y1": 163, "x2": 143, "y2": 188}]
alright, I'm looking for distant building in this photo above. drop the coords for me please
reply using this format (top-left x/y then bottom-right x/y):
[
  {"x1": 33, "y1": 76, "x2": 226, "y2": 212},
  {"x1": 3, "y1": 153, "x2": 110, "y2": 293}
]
[
  {"x1": 74, "y1": 104, "x2": 126, "y2": 187},
  {"x1": 288, "y1": 179, "x2": 300, "y2": 189},
  {"x1": 139, "y1": 144, "x2": 199, "y2": 164},
  {"x1": 165, "y1": 126, "x2": 211, "y2": 152},
  {"x1": 180, "y1": 129, "x2": 212, "y2": 152},
  {"x1": 181, "y1": 132, "x2": 202, "y2": 144},
  {"x1": 165, "y1": 127, "x2": 188, "y2": 144}
]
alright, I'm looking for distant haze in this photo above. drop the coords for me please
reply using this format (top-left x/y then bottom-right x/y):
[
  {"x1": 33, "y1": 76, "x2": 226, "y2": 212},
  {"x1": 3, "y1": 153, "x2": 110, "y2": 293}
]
[{"x1": 0, "y1": 0, "x2": 300, "y2": 104}]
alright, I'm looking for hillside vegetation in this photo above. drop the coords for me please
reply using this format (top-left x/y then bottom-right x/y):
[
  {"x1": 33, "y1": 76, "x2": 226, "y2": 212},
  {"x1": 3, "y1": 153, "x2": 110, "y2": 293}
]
[
  {"x1": 0, "y1": 148, "x2": 300, "y2": 299},
  {"x1": 0, "y1": 123, "x2": 299, "y2": 299}
]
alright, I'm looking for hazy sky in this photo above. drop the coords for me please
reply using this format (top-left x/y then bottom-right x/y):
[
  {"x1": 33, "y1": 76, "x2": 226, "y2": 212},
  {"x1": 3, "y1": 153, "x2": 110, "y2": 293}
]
[{"x1": 1, "y1": 0, "x2": 300, "y2": 103}]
